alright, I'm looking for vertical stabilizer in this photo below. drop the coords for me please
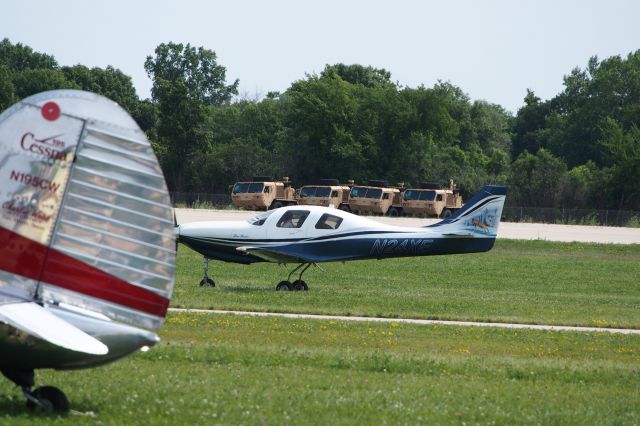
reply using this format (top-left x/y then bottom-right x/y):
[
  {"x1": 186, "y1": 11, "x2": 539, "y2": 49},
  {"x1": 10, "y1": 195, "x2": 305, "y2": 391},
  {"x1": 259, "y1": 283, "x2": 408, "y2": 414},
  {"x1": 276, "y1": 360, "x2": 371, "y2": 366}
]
[{"x1": 427, "y1": 185, "x2": 507, "y2": 237}]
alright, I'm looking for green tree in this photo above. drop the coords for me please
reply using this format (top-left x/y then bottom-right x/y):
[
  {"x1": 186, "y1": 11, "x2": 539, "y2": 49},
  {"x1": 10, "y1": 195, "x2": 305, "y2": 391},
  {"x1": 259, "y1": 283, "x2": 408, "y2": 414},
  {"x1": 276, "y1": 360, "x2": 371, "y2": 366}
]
[
  {"x1": 0, "y1": 66, "x2": 15, "y2": 111},
  {"x1": 62, "y1": 65, "x2": 139, "y2": 111},
  {"x1": 281, "y1": 73, "x2": 365, "y2": 184},
  {"x1": 153, "y1": 78, "x2": 210, "y2": 191},
  {"x1": 144, "y1": 42, "x2": 238, "y2": 105},
  {"x1": 561, "y1": 161, "x2": 602, "y2": 209},
  {"x1": 321, "y1": 64, "x2": 394, "y2": 89},
  {"x1": 599, "y1": 118, "x2": 640, "y2": 209},
  {"x1": 0, "y1": 38, "x2": 57, "y2": 71},
  {"x1": 11, "y1": 68, "x2": 78, "y2": 100},
  {"x1": 510, "y1": 149, "x2": 567, "y2": 207},
  {"x1": 144, "y1": 42, "x2": 239, "y2": 192},
  {"x1": 511, "y1": 89, "x2": 555, "y2": 158},
  {"x1": 200, "y1": 99, "x2": 284, "y2": 189}
]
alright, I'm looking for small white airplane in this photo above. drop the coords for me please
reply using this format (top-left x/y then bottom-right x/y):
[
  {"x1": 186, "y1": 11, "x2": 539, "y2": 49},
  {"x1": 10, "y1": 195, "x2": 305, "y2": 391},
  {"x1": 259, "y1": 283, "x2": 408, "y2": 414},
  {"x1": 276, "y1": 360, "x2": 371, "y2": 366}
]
[
  {"x1": 0, "y1": 90, "x2": 175, "y2": 412},
  {"x1": 177, "y1": 185, "x2": 506, "y2": 290}
]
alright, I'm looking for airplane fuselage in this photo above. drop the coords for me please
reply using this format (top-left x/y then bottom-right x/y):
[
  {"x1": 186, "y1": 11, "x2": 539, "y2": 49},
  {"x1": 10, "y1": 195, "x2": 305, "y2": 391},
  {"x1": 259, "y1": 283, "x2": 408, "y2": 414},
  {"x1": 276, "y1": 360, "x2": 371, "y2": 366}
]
[{"x1": 177, "y1": 205, "x2": 499, "y2": 265}]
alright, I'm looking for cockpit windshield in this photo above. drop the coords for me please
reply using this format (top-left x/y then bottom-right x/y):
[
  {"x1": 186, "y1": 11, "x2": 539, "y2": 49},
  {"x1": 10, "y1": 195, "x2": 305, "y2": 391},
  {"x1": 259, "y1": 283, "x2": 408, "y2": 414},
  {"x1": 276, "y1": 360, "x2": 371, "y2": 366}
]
[{"x1": 247, "y1": 209, "x2": 275, "y2": 226}]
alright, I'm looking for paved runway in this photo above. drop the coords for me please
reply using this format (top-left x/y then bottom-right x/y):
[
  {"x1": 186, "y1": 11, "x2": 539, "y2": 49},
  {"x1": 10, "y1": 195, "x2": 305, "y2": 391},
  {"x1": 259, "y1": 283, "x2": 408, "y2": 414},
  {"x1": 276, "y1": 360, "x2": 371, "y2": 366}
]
[
  {"x1": 169, "y1": 308, "x2": 640, "y2": 335},
  {"x1": 175, "y1": 208, "x2": 640, "y2": 244}
]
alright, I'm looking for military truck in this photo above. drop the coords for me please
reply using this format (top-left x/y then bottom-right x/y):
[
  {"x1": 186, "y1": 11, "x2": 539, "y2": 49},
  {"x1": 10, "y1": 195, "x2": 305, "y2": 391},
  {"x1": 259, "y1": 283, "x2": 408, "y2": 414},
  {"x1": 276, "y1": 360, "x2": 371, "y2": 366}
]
[
  {"x1": 387, "y1": 180, "x2": 463, "y2": 218},
  {"x1": 348, "y1": 180, "x2": 402, "y2": 215},
  {"x1": 231, "y1": 176, "x2": 297, "y2": 210},
  {"x1": 297, "y1": 179, "x2": 352, "y2": 210}
]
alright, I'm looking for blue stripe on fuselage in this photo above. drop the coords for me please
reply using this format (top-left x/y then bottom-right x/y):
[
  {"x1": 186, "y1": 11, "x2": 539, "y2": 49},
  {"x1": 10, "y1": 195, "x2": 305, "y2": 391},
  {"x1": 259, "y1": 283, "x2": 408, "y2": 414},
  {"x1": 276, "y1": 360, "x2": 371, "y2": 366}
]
[{"x1": 254, "y1": 236, "x2": 497, "y2": 263}]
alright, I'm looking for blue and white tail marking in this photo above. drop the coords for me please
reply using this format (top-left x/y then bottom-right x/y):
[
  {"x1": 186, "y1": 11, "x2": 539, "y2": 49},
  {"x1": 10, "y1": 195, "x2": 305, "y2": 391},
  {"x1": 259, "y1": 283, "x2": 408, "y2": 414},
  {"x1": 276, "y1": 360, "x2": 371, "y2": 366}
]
[{"x1": 427, "y1": 185, "x2": 507, "y2": 237}]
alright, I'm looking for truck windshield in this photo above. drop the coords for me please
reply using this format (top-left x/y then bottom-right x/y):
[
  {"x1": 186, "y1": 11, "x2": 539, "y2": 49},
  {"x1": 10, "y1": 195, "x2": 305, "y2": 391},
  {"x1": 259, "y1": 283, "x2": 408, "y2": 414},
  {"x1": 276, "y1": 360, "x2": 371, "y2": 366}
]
[
  {"x1": 299, "y1": 186, "x2": 317, "y2": 198},
  {"x1": 247, "y1": 183, "x2": 265, "y2": 193},
  {"x1": 350, "y1": 187, "x2": 367, "y2": 198},
  {"x1": 233, "y1": 182, "x2": 264, "y2": 193},
  {"x1": 418, "y1": 191, "x2": 436, "y2": 201},
  {"x1": 350, "y1": 187, "x2": 383, "y2": 199},
  {"x1": 233, "y1": 182, "x2": 250, "y2": 193},
  {"x1": 316, "y1": 187, "x2": 331, "y2": 197},
  {"x1": 404, "y1": 190, "x2": 417, "y2": 201},
  {"x1": 365, "y1": 188, "x2": 382, "y2": 199}
]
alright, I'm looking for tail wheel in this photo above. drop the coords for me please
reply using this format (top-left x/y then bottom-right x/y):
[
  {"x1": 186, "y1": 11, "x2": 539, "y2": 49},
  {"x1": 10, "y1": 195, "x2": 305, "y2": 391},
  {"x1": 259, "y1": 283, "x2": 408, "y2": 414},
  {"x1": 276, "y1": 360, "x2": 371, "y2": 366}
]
[
  {"x1": 338, "y1": 204, "x2": 351, "y2": 213},
  {"x1": 387, "y1": 207, "x2": 400, "y2": 217},
  {"x1": 270, "y1": 201, "x2": 283, "y2": 210},
  {"x1": 442, "y1": 209, "x2": 452, "y2": 218}
]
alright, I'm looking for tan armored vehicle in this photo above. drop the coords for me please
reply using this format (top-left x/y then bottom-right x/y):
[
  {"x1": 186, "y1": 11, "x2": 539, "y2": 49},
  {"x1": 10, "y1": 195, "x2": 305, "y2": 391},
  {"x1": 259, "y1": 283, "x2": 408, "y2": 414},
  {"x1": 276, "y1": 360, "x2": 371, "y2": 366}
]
[
  {"x1": 348, "y1": 180, "x2": 402, "y2": 215},
  {"x1": 387, "y1": 180, "x2": 463, "y2": 218},
  {"x1": 297, "y1": 179, "x2": 352, "y2": 210},
  {"x1": 231, "y1": 176, "x2": 297, "y2": 210}
]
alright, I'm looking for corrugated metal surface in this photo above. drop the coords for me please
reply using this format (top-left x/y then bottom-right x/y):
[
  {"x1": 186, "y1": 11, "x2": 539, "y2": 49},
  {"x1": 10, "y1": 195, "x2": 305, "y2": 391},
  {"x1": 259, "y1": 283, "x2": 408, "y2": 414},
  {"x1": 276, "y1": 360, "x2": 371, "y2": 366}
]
[{"x1": 0, "y1": 90, "x2": 175, "y2": 330}]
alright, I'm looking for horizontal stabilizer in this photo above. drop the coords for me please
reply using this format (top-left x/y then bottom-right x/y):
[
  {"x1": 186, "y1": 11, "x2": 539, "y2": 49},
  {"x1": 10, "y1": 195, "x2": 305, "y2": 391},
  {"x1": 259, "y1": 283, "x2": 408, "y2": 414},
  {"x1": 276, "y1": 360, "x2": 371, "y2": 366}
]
[{"x1": 0, "y1": 302, "x2": 109, "y2": 355}]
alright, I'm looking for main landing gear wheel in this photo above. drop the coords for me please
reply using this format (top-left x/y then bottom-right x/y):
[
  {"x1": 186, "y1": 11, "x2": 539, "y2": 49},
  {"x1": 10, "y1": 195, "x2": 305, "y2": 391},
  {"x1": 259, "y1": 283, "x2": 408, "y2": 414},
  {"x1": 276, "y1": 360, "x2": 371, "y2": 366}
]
[
  {"x1": 276, "y1": 263, "x2": 316, "y2": 291},
  {"x1": 292, "y1": 280, "x2": 309, "y2": 291},
  {"x1": 25, "y1": 386, "x2": 69, "y2": 414},
  {"x1": 276, "y1": 281, "x2": 293, "y2": 291},
  {"x1": 199, "y1": 277, "x2": 215, "y2": 287}
]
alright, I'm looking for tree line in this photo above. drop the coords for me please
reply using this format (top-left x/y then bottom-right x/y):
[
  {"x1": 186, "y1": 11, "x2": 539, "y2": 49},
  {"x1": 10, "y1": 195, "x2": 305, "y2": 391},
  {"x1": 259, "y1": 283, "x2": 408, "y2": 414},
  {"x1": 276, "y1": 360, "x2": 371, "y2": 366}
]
[{"x1": 1, "y1": 39, "x2": 639, "y2": 210}]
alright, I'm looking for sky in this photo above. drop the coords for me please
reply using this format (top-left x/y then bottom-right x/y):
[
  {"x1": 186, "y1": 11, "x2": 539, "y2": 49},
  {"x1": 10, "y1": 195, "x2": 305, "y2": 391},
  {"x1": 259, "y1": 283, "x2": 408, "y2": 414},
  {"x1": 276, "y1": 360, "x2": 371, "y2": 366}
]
[{"x1": 2, "y1": 0, "x2": 639, "y2": 113}]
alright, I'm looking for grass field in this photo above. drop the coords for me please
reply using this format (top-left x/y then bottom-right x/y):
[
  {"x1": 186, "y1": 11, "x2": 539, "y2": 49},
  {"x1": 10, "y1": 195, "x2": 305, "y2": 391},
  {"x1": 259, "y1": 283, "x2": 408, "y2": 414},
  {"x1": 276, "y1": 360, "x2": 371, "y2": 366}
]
[
  {"x1": 173, "y1": 240, "x2": 640, "y2": 328},
  {"x1": 1, "y1": 313, "x2": 639, "y2": 424},
  {"x1": 1, "y1": 239, "x2": 639, "y2": 424}
]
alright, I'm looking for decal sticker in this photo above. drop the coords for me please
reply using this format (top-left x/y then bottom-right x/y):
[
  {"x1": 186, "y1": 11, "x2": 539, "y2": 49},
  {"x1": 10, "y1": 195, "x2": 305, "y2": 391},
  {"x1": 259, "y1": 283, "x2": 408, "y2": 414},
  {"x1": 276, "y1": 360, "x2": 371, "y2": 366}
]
[{"x1": 41, "y1": 101, "x2": 61, "y2": 121}]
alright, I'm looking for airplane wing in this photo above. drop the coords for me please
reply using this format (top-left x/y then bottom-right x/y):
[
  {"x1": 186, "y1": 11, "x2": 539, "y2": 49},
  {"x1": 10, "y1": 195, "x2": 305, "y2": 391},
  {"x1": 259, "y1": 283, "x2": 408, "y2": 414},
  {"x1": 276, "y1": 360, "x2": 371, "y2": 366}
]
[
  {"x1": 237, "y1": 246, "x2": 314, "y2": 264},
  {"x1": 0, "y1": 298, "x2": 108, "y2": 355}
]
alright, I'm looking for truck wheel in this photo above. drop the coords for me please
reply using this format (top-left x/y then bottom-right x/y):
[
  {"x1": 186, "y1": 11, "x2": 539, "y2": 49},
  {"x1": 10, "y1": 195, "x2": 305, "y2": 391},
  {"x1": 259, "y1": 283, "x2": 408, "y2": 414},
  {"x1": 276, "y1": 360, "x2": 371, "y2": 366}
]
[
  {"x1": 270, "y1": 201, "x2": 283, "y2": 210},
  {"x1": 442, "y1": 209, "x2": 452, "y2": 218},
  {"x1": 339, "y1": 204, "x2": 351, "y2": 213},
  {"x1": 387, "y1": 207, "x2": 400, "y2": 217}
]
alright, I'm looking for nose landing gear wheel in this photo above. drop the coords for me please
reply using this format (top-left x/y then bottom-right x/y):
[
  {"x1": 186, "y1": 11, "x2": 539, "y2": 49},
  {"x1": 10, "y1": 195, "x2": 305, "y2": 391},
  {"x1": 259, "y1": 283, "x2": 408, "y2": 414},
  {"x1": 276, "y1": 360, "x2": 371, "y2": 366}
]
[
  {"x1": 292, "y1": 280, "x2": 308, "y2": 291},
  {"x1": 276, "y1": 281, "x2": 293, "y2": 291},
  {"x1": 199, "y1": 277, "x2": 215, "y2": 287},
  {"x1": 199, "y1": 257, "x2": 215, "y2": 287}
]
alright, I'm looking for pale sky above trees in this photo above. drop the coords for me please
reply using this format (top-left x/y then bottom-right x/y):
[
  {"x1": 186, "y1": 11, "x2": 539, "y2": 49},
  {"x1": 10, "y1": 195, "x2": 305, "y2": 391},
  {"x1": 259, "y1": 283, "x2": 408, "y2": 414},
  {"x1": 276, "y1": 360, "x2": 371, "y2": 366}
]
[{"x1": 2, "y1": 0, "x2": 639, "y2": 113}]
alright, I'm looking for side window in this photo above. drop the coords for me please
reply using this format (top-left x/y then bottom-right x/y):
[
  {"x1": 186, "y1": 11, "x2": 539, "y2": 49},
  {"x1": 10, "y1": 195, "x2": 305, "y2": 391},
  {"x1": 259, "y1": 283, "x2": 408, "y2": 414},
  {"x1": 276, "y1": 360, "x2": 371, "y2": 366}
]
[
  {"x1": 331, "y1": 190, "x2": 338, "y2": 197},
  {"x1": 264, "y1": 186, "x2": 270, "y2": 193},
  {"x1": 382, "y1": 193, "x2": 390, "y2": 200},
  {"x1": 436, "y1": 194, "x2": 443, "y2": 201},
  {"x1": 315, "y1": 213, "x2": 344, "y2": 230},
  {"x1": 276, "y1": 210, "x2": 310, "y2": 228}
]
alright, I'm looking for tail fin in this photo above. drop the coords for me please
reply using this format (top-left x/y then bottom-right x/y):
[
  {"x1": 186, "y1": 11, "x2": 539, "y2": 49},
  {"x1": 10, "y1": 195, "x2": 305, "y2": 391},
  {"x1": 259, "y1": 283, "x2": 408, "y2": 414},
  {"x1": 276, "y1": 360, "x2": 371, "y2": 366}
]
[
  {"x1": 427, "y1": 185, "x2": 507, "y2": 237},
  {"x1": 0, "y1": 90, "x2": 175, "y2": 331}
]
